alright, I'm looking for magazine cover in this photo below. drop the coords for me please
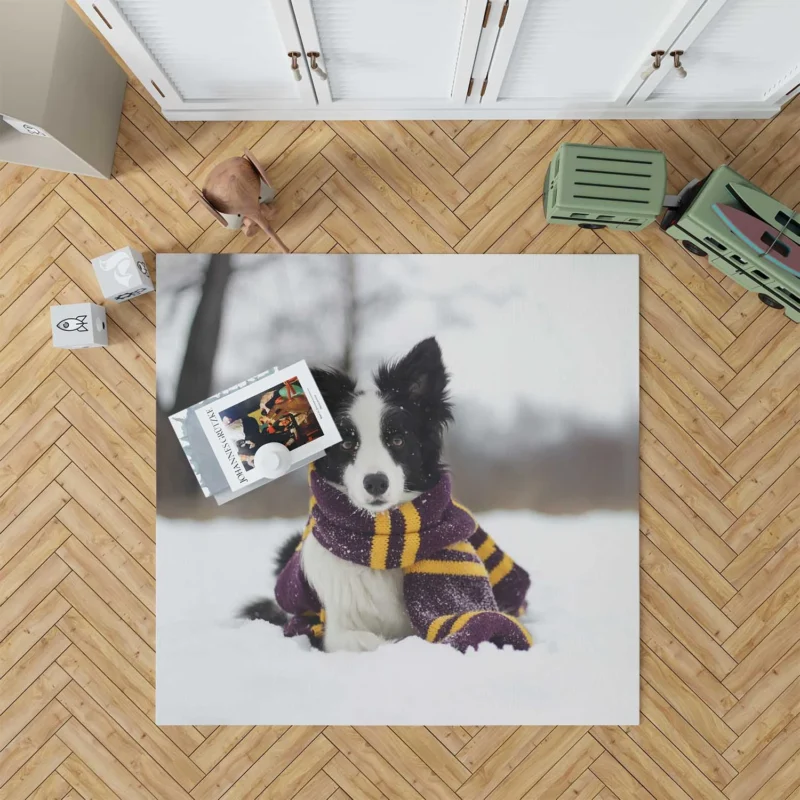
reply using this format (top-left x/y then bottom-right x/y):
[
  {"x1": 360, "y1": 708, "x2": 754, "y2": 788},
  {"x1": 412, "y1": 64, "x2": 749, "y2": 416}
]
[{"x1": 173, "y1": 360, "x2": 341, "y2": 500}]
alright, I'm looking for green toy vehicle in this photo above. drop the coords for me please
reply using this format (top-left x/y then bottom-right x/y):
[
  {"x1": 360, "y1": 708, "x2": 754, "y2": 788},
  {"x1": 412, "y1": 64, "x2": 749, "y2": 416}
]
[
  {"x1": 543, "y1": 143, "x2": 667, "y2": 231},
  {"x1": 659, "y1": 166, "x2": 800, "y2": 322},
  {"x1": 544, "y1": 143, "x2": 800, "y2": 322}
]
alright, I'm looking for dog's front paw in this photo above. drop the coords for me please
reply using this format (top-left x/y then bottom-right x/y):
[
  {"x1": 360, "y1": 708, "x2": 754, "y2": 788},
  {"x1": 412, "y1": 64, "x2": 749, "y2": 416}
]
[{"x1": 325, "y1": 629, "x2": 385, "y2": 653}]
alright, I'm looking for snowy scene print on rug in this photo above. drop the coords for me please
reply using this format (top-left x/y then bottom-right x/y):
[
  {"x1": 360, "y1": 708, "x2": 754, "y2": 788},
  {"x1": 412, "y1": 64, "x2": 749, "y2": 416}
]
[{"x1": 156, "y1": 254, "x2": 639, "y2": 725}]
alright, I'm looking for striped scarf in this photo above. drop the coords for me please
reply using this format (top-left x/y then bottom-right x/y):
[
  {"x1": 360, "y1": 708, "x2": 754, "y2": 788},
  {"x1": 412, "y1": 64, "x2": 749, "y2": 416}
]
[{"x1": 275, "y1": 468, "x2": 532, "y2": 652}]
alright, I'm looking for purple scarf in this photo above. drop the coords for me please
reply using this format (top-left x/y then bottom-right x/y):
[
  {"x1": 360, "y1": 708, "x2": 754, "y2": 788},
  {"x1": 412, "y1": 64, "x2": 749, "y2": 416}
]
[{"x1": 275, "y1": 468, "x2": 532, "y2": 652}]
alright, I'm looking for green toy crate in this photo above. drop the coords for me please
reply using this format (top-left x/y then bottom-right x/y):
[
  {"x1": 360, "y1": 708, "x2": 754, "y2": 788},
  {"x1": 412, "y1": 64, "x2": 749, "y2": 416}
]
[
  {"x1": 660, "y1": 165, "x2": 800, "y2": 323},
  {"x1": 544, "y1": 143, "x2": 667, "y2": 231}
]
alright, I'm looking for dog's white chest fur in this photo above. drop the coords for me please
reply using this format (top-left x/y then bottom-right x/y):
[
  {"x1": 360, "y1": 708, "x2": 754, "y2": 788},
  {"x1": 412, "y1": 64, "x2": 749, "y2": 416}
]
[{"x1": 301, "y1": 532, "x2": 414, "y2": 652}]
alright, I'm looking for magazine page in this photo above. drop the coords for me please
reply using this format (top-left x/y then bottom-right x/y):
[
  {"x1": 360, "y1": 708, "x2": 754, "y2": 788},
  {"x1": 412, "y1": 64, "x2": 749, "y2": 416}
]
[{"x1": 193, "y1": 360, "x2": 341, "y2": 493}]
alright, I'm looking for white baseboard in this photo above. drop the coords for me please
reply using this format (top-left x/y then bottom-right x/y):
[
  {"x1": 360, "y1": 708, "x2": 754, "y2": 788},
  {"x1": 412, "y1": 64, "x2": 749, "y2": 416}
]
[{"x1": 163, "y1": 103, "x2": 780, "y2": 122}]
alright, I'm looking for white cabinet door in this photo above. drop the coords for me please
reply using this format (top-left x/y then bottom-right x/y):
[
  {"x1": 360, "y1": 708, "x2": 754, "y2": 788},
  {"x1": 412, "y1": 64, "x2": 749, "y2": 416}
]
[
  {"x1": 289, "y1": 0, "x2": 486, "y2": 108},
  {"x1": 478, "y1": 0, "x2": 708, "y2": 110},
  {"x1": 76, "y1": 0, "x2": 316, "y2": 112},
  {"x1": 631, "y1": 0, "x2": 800, "y2": 107}
]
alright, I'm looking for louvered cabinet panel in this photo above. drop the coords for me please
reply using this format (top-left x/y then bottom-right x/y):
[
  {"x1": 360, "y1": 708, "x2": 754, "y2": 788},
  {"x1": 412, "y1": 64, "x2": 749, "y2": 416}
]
[
  {"x1": 649, "y1": 0, "x2": 800, "y2": 102},
  {"x1": 494, "y1": 0, "x2": 686, "y2": 102},
  {"x1": 76, "y1": 0, "x2": 313, "y2": 109},
  {"x1": 292, "y1": 0, "x2": 482, "y2": 105}
]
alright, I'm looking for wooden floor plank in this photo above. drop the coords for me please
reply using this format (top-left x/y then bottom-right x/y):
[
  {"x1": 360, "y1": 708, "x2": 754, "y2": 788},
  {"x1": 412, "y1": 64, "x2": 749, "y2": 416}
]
[
  {"x1": 454, "y1": 120, "x2": 576, "y2": 229},
  {"x1": 116, "y1": 116, "x2": 201, "y2": 213},
  {"x1": 122, "y1": 86, "x2": 202, "y2": 176},
  {"x1": 56, "y1": 680, "x2": 193, "y2": 800},
  {"x1": 401, "y1": 121, "x2": 470, "y2": 175},
  {"x1": 56, "y1": 716, "x2": 158, "y2": 800},
  {"x1": 0, "y1": 163, "x2": 36, "y2": 206},
  {"x1": 56, "y1": 572, "x2": 154, "y2": 685},
  {"x1": 641, "y1": 646, "x2": 737, "y2": 752},
  {"x1": 0, "y1": 170, "x2": 66, "y2": 243},
  {"x1": 723, "y1": 676, "x2": 800, "y2": 772},
  {"x1": 363, "y1": 120, "x2": 469, "y2": 210},
  {"x1": 640, "y1": 681, "x2": 737, "y2": 790},
  {"x1": 641, "y1": 500, "x2": 736, "y2": 608},
  {"x1": 453, "y1": 121, "x2": 539, "y2": 192},
  {"x1": 0, "y1": 667, "x2": 70, "y2": 757},
  {"x1": 0, "y1": 193, "x2": 69, "y2": 278},
  {"x1": 0, "y1": 228, "x2": 68, "y2": 318},
  {"x1": 723, "y1": 540, "x2": 800, "y2": 642},
  {"x1": 722, "y1": 348, "x2": 800, "y2": 448},
  {"x1": 55, "y1": 464, "x2": 154, "y2": 575}
]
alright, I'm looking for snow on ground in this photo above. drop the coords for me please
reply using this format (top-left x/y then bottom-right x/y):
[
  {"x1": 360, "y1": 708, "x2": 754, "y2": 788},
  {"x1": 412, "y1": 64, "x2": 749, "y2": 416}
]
[{"x1": 156, "y1": 509, "x2": 639, "y2": 725}]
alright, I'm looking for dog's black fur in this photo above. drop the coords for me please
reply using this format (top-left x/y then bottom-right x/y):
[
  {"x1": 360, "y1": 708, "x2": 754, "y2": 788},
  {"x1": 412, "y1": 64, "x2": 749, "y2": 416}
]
[
  {"x1": 238, "y1": 534, "x2": 299, "y2": 624},
  {"x1": 238, "y1": 598, "x2": 287, "y2": 625},
  {"x1": 309, "y1": 337, "x2": 453, "y2": 493},
  {"x1": 274, "y1": 532, "x2": 302, "y2": 576}
]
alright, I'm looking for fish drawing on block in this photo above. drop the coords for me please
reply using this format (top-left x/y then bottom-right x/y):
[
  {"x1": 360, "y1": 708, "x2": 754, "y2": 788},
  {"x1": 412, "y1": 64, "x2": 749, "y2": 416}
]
[
  {"x1": 57, "y1": 315, "x2": 89, "y2": 333},
  {"x1": 712, "y1": 203, "x2": 800, "y2": 277}
]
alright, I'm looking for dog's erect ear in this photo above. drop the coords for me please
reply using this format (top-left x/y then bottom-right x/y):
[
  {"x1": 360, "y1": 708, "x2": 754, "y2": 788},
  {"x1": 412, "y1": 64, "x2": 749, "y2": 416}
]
[
  {"x1": 376, "y1": 337, "x2": 452, "y2": 419},
  {"x1": 310, "y1": 367, "x2": 356, "y2": 413}
]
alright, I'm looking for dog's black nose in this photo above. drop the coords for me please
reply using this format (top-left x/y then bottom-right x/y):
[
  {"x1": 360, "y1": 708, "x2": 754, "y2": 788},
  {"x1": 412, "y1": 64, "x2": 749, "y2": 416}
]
[{"x1": 363, "y1": 472, "x2": 389, "y2": 497}]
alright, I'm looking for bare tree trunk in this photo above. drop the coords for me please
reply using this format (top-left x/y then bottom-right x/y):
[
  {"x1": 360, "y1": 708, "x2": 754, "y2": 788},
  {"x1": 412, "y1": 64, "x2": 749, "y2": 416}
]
[
  {"x1": 171, "y1": 253, "x2": 233, "y2": 414},
  {"x1": 159, "y1": 254, "x2": 233, "y2": 509},
  {"x1": 340, "y1": 256, "x2": 358, "y2": 375}
]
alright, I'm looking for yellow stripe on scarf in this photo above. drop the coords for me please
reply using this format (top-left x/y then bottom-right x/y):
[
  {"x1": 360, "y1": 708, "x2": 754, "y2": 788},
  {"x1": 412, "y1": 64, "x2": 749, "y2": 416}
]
[
  {"x1": 399, "y1": 503, "x2": 421, "y2": 566},
  {"x1": 446, "y1": 541, "x2": 475, "y2": 554},
  {"x1": 476, "y1": 536, "x2": 496, "y2": 561},
  {"x1": 426, "y1": 614, "x2": 455, "y2": 642},
  {"x1": 375, "y1": 511, "x2": 391, "y2": 534},
  {"x1": 449, "y1": 611, "x2": 480, "y2": 635},
  {"x1": 400, "y1": 533, "x2": 420, "y2": 567},
  {"x1": 406, "y1": 559, "x2": 488, "y2": 577},
  {"x1": 448, "y1": 611, "x2": 533, "y2": 646},
  {"x1": 370, "y1": 512, "x2": 391, "y2": 569},
  {"x1": 299, "y1": 516, "x2": 316, "y2": 548},
  {"x1": 489, "y1": 553, "x2": 514, "y2": 586},
  {"x1": 399, "y1": 502, "x2": 421, "y2": 533},
  {"x1": 503, "y1": 613, "x2": 533, "y2": 646}
]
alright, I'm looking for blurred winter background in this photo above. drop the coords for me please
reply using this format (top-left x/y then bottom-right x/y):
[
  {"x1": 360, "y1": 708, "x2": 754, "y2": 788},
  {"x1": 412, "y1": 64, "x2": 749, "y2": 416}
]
[
  {"x1": 156, "y1": 253, "x2": 639, "y2": 519},
  {"x1": 155, "y1": 253, "x2": 640, "y2": 724}
]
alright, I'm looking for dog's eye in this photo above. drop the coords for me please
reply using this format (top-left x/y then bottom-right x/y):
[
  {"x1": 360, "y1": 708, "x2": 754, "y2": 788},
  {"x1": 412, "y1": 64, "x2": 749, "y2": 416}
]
[
  {"x1": 390, "y1": 435, "x2": 404, "y2": 448},
  {"x1": 341, "y1": 440, "x2": 356, "y2": 451}
]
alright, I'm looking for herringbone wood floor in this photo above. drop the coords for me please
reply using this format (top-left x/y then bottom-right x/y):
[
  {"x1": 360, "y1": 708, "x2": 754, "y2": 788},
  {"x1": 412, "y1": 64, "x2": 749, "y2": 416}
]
[{"x1": 3, "y1": 61, "x2": 800, "y2": 800}]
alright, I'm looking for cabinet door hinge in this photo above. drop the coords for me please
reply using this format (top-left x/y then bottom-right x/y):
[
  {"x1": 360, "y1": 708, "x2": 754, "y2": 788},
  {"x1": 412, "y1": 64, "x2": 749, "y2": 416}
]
[
  {"x1": 480, "y1": 77, "x2": 488, "y2": 97},
  {"x1": 482, "y1": 0, "x2": 492, "y2": 27},
  {"x1": 499, "y1": 0, "x2": 509, "y2": 27},
  {"x1": 467, "y1": 77, "x2": 474, "y2": 97}
]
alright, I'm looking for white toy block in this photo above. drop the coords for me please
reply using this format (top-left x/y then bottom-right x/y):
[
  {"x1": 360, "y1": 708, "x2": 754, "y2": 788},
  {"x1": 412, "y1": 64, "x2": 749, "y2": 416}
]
[
  {"x1": 91, "y1": 246, "x2": 154, "y2": 303},
  {"x1": 51, "y1": 303, "x2": 107, "y2": 349}
]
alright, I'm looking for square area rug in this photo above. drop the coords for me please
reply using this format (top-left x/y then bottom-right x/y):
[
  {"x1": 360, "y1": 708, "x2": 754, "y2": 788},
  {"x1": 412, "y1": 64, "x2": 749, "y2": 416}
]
[{"x1": 156, "y1": 254, "x2": 640, "y2": 725}]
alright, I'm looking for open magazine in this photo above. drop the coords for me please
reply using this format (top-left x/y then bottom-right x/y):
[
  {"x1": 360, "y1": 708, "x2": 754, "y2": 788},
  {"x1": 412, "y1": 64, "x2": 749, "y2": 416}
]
[{"x1": 169, "y1": 361, "x2": 341, "y2": 504}]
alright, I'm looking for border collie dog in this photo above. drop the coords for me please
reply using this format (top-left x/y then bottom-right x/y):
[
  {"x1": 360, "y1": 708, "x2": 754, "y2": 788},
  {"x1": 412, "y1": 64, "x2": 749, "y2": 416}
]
[{"x1": 247, "y1": 336, "x2": 453, "y2": 652}]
